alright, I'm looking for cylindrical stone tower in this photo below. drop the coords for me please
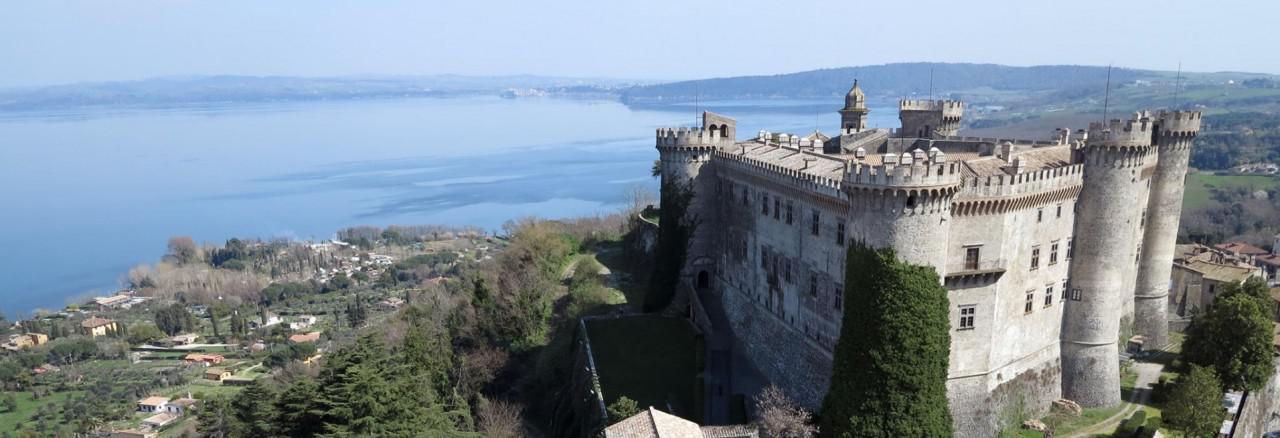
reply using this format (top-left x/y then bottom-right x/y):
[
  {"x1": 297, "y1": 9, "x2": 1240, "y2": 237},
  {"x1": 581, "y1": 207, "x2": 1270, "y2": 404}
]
[
  {"x1": 655, "y1": 118, "x2": 734, "y2": 283},
  {"x1": 1062, "y1": 112, "x2": 1157, "y2": 407},
  {"x1": 1133, "y1": 111, "x2": 1202, "y2": 347},
  {"x1": 842, "y1": 149, "x2": 962, "y2": 272}
]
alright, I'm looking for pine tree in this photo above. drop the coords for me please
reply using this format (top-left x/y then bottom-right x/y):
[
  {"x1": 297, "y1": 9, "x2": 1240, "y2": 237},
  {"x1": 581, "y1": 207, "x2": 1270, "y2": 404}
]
[
  {"x1": 1164, "y1": 365, "x2": 1226, "y2": 437},
  {"x1": 230, "y1": 380, "x2": 276, "y2": 437},
  {"x1": 274, "y1": 379, "x2": 325, "y2": 437},
  {"x1": 820, "y1": 242, "x2": 953, "y2": 437}
]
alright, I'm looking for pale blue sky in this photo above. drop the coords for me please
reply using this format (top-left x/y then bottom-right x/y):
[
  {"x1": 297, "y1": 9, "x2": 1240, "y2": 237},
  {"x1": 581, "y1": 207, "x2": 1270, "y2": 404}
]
[{"x1": 1, "y1": 0, "x2": 1272, "y2": 88}]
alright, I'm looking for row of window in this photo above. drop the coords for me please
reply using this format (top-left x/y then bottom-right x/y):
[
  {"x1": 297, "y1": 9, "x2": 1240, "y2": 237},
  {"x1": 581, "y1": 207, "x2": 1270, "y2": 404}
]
[
  {"x1": 1029, "y1": 239, "x2": 1072, "y2": 271},
  {"x1": 758, "y1": 192, "x2": 846, "y2": 245},
  {"x1": 958, "y1": 279, "x2": 1082, "y2": 329}
]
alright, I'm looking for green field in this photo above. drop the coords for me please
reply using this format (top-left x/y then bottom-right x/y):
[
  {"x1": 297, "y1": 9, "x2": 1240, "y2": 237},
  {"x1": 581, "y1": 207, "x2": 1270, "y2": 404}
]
[
  {"x1": 1183, "y1": 173, "x2": 1280, "y2": 210},
  {"x1": 0, "y1": 390, "x2": 83, "y2": 433},
  {"x1": 585, "y1": 315, "x2": 701, "y2": 421}
]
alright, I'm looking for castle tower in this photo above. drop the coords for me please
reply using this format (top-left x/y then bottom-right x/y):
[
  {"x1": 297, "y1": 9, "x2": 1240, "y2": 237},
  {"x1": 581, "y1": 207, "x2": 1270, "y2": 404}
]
[
  {"x1": 899, "y1": 99, "x2": 963, "y2": 139},
  {"x1": 839, "y1": 80, "x2": 870, "y2": 135},
  {"x1": 1062, "y1": 112, "x2": 1157, "y2": 407},
  {"x1": 1133, "y1": 111, "x2": 1202, "y2": 348},
  {"x1": 655, "y1": 112, "x2": 736, "y2": 285},
  {"x1": 842, "y1": 150, "x2": 962, "y2": 271}
]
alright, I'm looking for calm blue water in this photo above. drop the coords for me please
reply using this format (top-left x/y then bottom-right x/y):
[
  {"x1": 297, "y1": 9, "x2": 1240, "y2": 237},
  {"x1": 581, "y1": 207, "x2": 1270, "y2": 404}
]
[{"x1": 0, "y1": 96, "x2": 896, "y2": 317}]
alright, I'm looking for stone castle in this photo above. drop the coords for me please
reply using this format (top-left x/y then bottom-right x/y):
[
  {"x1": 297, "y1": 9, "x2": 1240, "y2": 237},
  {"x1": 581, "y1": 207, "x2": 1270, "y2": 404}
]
[{"x1": 654, "y1": 81, "x2": 1202, "y2": 435}]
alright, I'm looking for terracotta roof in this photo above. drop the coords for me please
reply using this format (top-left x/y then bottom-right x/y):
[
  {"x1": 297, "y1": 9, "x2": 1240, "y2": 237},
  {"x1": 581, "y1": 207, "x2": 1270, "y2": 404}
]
[
  {"x1": 81, "y1": 317, "x2": 115, "y2": 329},
  {"x1": 138, "y1": 396, "x2": 169, "y2": 407},
  {"x1": 1256, "y1": 254, "x2": 1280, "y2": 267},
  {"x1": 604, "y1": 407, "x2": 703, "y2": 438},
  {"x1": 1185, "y1": 260, "x2": 1256, "y2": 284},
  {"x1": 960, "y1": 146, "x2": 1072, "y2": 177},
  {"x1": 700, "y1": 425, "x2": 759, "y2": 438},
  {"x1": 1216, "y1": 242, "x2": 1270, "y2": 256}
]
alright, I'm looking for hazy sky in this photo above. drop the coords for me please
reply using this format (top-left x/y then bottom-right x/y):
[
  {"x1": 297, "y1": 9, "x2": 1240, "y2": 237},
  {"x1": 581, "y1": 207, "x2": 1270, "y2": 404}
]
[{"x1": 2, "y1": 0, "x2": 1273, "y2": 88}]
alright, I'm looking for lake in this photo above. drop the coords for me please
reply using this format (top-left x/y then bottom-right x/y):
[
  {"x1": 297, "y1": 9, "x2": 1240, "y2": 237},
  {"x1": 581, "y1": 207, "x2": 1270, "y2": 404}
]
[{"x1": 0, "y1": 96, "x2": 897, "y2": 317}]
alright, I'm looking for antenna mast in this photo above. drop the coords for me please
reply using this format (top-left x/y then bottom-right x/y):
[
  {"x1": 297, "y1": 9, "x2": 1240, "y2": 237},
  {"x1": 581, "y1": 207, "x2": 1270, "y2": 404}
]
[
  {"x1": 694, "y1": 81, "x2": 699, "y2": 127},
  {"x1": 1102, "y1": 64, "x2": 1113, "y2": 124},
  {"x1": 1173, "y1": 62, "x2": 1183, "y2": 109},
  {"x1": 928, "y1": 67, "x2": 934, "y2": 100}
]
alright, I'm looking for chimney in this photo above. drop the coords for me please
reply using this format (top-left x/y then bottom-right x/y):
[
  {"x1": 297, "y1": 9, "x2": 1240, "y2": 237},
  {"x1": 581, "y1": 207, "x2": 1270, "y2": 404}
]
[{"x1": 1000, "y1": 141, "x2": 1014, "y2": 163}]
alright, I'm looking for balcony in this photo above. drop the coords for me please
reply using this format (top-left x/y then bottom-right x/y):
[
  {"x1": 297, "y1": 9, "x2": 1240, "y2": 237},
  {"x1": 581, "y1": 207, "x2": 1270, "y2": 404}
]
[{"x1": 944, "y1": 258, "x2": 1007, "y2": 287}]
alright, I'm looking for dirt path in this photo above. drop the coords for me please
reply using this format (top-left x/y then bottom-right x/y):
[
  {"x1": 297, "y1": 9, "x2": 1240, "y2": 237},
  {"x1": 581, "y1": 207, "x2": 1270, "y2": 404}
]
[{"x1": 1063, "y1": 362, "x2": 1163, "y2": 438}]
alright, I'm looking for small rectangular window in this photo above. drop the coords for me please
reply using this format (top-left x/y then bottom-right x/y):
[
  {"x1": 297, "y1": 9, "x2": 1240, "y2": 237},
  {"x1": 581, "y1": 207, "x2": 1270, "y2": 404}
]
[
  {"x1": 1037, "y1": 208, "x2": 1044, "y2": 223},
  {"x1": 1061, "y1": 280, "x2": 1068, "y2": 302},
  {"x1": 958, "y1": 305, "x2": 976, "y2": 330},
  {"x1": 836, "y1": 222, "x2": 846, "y2": 246},
  {"x1": 964, "y1": 246, "x2": 981, "y2": 270},
  {"x1": 785, "y1": 202, "x2": 794, "y2": 225},
  {"x1": 834, "y1": 283, "x2": 843, "y2": 310},
  {"x1": 811, "y1": 210, "x2": 820, "y2": 236},
  {"x1": 762, "y1": 194, "x2": 770, "y2": 215},
  {"x1": 742, "y1": 188, "x2": 749, "y2": 206},
  {"x1": 1135, "y1": 243, "x2": 1142, "y2": 265},
  {"x1": 774, "y1": 199, "x2": 780, "y2": 220},
  {"x1": 1050, "y1": 241, "x2": 1059, "y2": 265},
  {"x1": 1070, "y1": 288, "x2": 1083, "y2": 301},
  {"x1": 1056, "y1": 203, "x2": 1063, "y2": 218},
  {"x1": 784, "y1": 259, "x2": 792, "y2": 283},
  {"x1": 1030, "y1": 246, "x2": 1041, "y2": 271},
  {"x1": 760, "y1": 247, "x2": 768, "y2": 268},
  {"x1": 810, "y1": 274, "x2": 818, "y2": 297},
  {"x1": 1044, "y1": 285, "x2": 1054, "y2": 307},
  {"x1": 1067, "y1": 238, "x2": 1074, "y2": 260},
  {"x1": 1025, "y1": 291, "x2": 1035, "y2": 314}
]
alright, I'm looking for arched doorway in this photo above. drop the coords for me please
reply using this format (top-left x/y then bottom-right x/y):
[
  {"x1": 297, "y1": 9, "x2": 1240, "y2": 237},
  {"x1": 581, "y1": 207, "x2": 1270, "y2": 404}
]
[{"x1": 697, "y1": 270, "x2": 710, "y2": 289}]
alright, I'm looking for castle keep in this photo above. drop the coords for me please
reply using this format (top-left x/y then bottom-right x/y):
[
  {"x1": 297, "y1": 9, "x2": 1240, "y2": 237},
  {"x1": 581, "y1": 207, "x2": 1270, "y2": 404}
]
[{"x1": 654, "y1": 81, "x2": 1202, "y2": 435}]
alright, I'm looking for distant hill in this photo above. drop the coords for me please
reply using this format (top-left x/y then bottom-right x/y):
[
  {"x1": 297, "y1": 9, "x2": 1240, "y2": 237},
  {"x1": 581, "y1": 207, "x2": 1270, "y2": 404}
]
[
  {"x1": 618, "y1": 62, "x2": 1278, "y2": 106},
  {"x1": 0, "y1": 75, "x2": 650, "y2": 111}
]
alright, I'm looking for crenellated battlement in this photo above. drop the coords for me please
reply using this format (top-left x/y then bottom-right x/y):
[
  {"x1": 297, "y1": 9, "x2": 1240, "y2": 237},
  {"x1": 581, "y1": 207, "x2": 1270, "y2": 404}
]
[
  {"x1": 900, "y1": 99, "x2": 964, "y2": 116},
  {"x1": 1156, "y1": 110, "x2": 1203, "y2": 137},
  {"x1": 656, "y1": 127, "x2": 732, "y2": 149},
  {"x1": 712, "y1": 149, "x2": 845, "y2": 199},
  {"x1": 844, "y1": 158, "x2": 964, "y2": 189},
  {"x1": 1087, "y1": 111, "x2": 1156, "y2": 147},
  {"x1": 958, "y1": 163, "x2": 1085, "y2": 199}
]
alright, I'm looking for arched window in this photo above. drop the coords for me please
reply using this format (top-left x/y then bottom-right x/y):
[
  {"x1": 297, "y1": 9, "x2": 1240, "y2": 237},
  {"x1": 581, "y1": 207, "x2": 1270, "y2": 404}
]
[{"x1": 718, "y1": 124, "x2": 728, "y2": 138}]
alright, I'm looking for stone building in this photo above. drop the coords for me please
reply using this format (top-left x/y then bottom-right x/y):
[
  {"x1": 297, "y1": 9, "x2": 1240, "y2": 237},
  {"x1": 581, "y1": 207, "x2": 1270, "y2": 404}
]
[{"x1": 653, "y1": 81, "x2": 1202, "y2": 436}]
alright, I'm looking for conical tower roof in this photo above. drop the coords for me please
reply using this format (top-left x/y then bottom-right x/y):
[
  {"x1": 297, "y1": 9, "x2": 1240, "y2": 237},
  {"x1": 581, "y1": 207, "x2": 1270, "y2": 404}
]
[{"x1": 844, "y1": 79, "x2": 866, "y2": 110}]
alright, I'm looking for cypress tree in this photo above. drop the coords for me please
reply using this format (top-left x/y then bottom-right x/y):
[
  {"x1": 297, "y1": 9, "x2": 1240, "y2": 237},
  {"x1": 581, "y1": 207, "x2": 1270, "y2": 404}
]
[{"x1": 820, "y1": 242, "x2": 953, "y2": 437}]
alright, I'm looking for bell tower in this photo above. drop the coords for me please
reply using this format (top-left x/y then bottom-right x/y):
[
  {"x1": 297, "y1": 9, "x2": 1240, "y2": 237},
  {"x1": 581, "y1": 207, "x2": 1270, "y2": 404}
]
[{"x1": 839, "y1": 80, "x2": 870, "y2": 135}]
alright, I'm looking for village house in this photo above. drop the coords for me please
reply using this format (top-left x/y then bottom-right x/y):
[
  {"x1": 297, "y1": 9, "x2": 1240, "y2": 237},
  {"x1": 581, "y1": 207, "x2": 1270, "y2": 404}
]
[
  {"x1": 377, "y1": 297, "x2": 405, "y2": 311},
  {"x1": 142, "y1": 412, "x2": 179, "y2": 429},
  {"x1": 204, "y1": 368, "x2": 232, "y2": 381},
  {"x1": 169, "y1": 333, "x2": 199, "y2": 345},
  {"x1": 288, "y1": 314, "x2": 318, "y2": 331},
  {"x1": 137, "y1": 396, "x2": 170, "y2": 413},
  {"x1": 110, "y1": 429, "x2": 157, "y2": 438},
  {"x1": 1171, "y1": 244, "x2": 1264, "y2": 317},
  {"x1": 166, "y1": 397, "x2": 199, "y2": 415},
  {"x1": 32, "y1": 364, "x2": 60, "y2": 375},
  {"x1": 604, "y1": 407, "x2": 757, "y2": 438},
  {"x1": 289, "y1": 331, "x2": 322, "y2": 343},
  {"x1": 80, "y1": 317, "x2": 120, "y2": 337},
  {"x1": 92, "y1": 293, "x2": 131, "y2": 311},
  {"x1": 3, "y1": 332, "x2": 48, "y2": 351},
  {"x1": 183, "y1": 353, "x2": 225, "y2": 366},
  {"x1": 248, "y1": 312, "x2": 282, "y2": 330}
]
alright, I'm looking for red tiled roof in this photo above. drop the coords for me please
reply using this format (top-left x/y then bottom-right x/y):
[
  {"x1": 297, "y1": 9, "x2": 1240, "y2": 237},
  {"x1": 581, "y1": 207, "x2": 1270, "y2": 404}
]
[{"x1": 1216, "y1": 242, "x2": 1270, "y2": 256}]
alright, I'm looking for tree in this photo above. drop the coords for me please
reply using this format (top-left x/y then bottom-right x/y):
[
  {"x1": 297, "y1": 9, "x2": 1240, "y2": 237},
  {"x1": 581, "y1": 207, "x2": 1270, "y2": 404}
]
[
  {"x1": 820, "y1": 242, "x2": 953, "y2": 437},
  {"x1": 273, "y1": 379, "x2": 325, "y2": 437},
  {"x1": 166, "y1": 236, "x2": 200, "y2": 264},
  {"x1": 754, "y1": 384, "x2": 817, "y2": 438},
  {"x1": 644, "y1": 180, "x2": 696, "y2": 312},
  {"x1": 1182, "y1": 278, "x2": 1274, "y2": 391},
  {"x1": 153, "y1": 303, "x2": 195, "y2": 336},
  {"x1": 197, "y1": 396, "x2": 234, "y2": 438},
  {"x1": 126, "y1": 323, "x2": 165, "y2": 346},
  {"x1": 607, "y1": 396, "x2": 641, "y2": 422},
  {"x1": 1, "y1": 393, "x2": 16, "y2": 413},
  {"x1": 476, "y1": 397, "x2": 524, "y2": 438},
  {"x1": 230, "y1": 381, "x2": 276, "y2": 437},
  {"x1": 1164, "y1": 365, "x2": 1226, "y2": 437}
]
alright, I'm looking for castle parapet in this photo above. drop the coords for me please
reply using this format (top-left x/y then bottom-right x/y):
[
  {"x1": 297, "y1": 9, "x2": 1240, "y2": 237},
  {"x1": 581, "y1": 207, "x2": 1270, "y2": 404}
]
[
  {"x1": 958, "y1": 163, "x2": 1085, "y2": 199},
  {"x1": 1156, "y1": 110, "x2": 1202, "y2": 137},
  {"x1": 1087, "y1": 111, "x2": 1156, "y2": 147},
  {"x1": 656, "y1": 127, "x2": 732, "y2": 149},
  {"x1": 900, "y1": 99, "x2": 964, "y2": 117},
  {"x1": 843, "y1": 159, "x2": 964, "y2": 189},
  {"x1": 712, "y1": 149, "x2": 844, "y2": 199}
]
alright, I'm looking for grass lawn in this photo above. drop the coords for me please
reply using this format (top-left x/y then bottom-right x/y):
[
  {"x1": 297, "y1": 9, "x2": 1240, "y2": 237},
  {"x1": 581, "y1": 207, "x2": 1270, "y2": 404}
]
[
  {"x1": 1183, "y1": 173, "x2": 1280, "y2": 210},
  {"x1": 0, "y1": 390, "x2": 83, "y2": 433},
  {"x1": 585, "y1": 315, "x2": 701, "y2": 421}
]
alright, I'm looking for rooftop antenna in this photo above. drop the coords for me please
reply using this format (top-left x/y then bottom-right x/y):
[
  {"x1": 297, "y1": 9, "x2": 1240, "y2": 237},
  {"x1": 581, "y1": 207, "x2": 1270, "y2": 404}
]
[
  {"x1": 1173, "y1": 61, "x2": 1183, "y2": 109},
  {"x1": 928, "y1": 67, "x2": 934, "y2": 101},
  {"x1": 694, "y1": 81, "x2": 700, "y2": 127},
  {"x1": 1102, "y1": 63, "x2": 1113, "y2": 125}
]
